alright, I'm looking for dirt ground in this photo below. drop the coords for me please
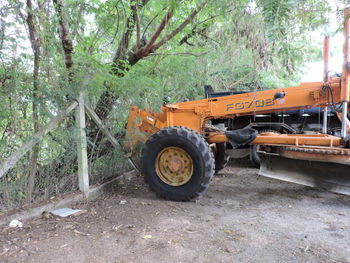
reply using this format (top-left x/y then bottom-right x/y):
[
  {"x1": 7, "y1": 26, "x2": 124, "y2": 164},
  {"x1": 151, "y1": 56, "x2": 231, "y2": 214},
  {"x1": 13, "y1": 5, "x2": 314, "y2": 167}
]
[{"x1": 1, "y1": 162, "x2": 350, "y2": 263}]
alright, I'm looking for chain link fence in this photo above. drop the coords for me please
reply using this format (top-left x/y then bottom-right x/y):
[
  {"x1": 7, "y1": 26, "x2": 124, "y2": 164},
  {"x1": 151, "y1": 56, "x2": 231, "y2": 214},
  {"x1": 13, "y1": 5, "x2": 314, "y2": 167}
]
[{"x1": 0, "y1": 100, "x2": 133, "y2": 213}]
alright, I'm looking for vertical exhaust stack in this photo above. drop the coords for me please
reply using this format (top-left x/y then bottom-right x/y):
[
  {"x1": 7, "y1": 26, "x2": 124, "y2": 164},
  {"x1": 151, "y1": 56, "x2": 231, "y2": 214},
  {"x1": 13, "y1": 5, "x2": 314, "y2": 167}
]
[
  {"x1": 323, "y1": 36, "x2": 330, "y2": 134},
  {"x1": 323, "y1": 36, "x2": 330, "y2": 84},
  {"x1": 341, "y1": 8, "x2": 350, "y2": 139}
]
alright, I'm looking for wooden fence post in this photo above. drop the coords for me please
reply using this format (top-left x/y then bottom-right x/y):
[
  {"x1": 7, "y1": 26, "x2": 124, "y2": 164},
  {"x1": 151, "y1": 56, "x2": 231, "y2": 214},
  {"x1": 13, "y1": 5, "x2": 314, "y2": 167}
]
[{"x1": 75, "y1": 91, "x2": 89, "y2": 196}]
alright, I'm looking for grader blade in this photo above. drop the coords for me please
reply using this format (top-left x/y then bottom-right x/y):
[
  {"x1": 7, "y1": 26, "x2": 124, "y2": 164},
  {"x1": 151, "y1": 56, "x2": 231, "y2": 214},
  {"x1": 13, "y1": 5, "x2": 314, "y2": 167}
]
[{"x1": 258, "y1": 146, "x2": 350, "y2": 196}]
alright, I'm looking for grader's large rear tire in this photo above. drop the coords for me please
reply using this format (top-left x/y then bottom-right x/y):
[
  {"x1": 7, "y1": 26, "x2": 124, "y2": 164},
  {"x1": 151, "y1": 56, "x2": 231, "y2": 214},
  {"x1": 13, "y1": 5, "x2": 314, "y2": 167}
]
[{"x1": 141, "y1": 126, "x2": 215, "y2": 201}]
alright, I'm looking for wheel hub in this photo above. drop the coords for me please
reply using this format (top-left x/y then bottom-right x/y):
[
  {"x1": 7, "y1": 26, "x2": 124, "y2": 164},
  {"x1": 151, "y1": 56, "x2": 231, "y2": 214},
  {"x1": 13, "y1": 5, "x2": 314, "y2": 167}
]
[
  {"x1": 155, "y1": 146, "x2": 193, "y2": 186},
  {"x1": 168, "y1": 157, "x2": 185, "y2": 173}
]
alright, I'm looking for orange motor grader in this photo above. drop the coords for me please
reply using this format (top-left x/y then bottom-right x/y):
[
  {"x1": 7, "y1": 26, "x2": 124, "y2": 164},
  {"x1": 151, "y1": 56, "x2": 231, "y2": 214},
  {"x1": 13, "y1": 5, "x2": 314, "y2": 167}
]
[{"x1": 124, "y1": 9, "x2": 350, "y2": 201}]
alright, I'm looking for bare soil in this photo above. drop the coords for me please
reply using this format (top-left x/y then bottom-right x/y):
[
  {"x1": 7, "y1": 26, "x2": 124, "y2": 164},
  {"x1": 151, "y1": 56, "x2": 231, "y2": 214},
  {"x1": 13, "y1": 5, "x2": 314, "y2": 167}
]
[{"x1": 1, "y1": 162, "x2": 350, "y2": 263}]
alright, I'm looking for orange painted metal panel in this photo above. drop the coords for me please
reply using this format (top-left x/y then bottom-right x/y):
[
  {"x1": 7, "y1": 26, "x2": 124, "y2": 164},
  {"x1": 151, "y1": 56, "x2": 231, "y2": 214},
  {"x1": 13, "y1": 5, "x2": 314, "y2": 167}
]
[
  {"x1": 206, "y1": 132, "x2": 341, "y2": 147},
  {"x1": 167, "y1": 81, "x2": 341, "y2": 119}
]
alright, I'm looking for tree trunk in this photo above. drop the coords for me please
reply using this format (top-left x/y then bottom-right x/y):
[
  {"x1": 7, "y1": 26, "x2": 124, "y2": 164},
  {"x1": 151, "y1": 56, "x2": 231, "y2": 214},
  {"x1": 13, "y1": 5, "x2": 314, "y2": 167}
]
[
  {"x1": 53, "y1": 0, "x2": 74, "y2": 80},
  {"x1": 25, "y1": 0, "x2": 41, "y2": 203}
]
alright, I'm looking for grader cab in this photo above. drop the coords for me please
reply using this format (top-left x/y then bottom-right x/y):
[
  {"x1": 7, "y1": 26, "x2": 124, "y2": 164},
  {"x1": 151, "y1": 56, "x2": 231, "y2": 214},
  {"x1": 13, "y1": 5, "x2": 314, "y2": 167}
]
[{"x1": 123, "y1": 8, "x2": 350, "y2": 201}]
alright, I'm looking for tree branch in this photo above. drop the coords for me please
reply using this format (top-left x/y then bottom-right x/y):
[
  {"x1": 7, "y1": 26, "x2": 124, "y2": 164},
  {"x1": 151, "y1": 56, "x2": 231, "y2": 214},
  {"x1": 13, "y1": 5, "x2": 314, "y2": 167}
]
[
  {"x1": 148, "y1": 51, "x2": 209, "y2": 57},
  {"x1": 141, "y1": 12, "x2": 160, "y2": 39},
  {"x1": 132, "y1": 0, "x2": 141, "y2": 48},
  {"x1": 53, "y1": 0, "x2": 74, "y2": 77},
  {"x1": 114, "y1": 12, "x2": 135, "y2": 61},
  {"x1": 114, "y1": 0, "x2": 150, "y2": 62},
  {"x1": 140, "y1": 10, "x2": 174, "y2": 57},
  {"x1": 179, "y1": 26, "x2": 204, "y2": 46},
  {"x1": 178, "y1": 6, "x2": 240, "y2": 46},
  {"x1": 151, "y1": 1, "x2": 208, "y2": 51}
]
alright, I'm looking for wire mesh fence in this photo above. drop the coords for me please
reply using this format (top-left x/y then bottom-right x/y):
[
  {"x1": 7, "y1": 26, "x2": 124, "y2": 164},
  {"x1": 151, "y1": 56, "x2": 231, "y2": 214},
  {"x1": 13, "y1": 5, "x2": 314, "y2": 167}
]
[
  {"x1": 0, "y1": 125, "x2": 77, "y2": 211},
  {"x1": 0, "y1": 101, "x2": 133, "y2": 213}
]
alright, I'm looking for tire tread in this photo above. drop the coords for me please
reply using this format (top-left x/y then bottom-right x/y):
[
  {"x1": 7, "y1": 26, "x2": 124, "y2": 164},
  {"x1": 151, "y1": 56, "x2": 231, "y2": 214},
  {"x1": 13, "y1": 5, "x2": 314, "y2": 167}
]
[{"x1": 141, "y1": 126, "x2": 214, "y2": 201}]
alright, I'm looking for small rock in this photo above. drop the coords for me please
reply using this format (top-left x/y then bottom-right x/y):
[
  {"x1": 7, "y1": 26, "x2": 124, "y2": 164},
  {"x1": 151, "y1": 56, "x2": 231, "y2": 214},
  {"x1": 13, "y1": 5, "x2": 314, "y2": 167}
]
[
  {"x1": 225, "y1": 229, "x2": 233, "y2": 235},
  {"x1": 120, "y1": 200, "x2": 127, "y2": 205},
  {"x1": 73, "y1": 230, "x2": 90, "y2": 236},
  {"x1": 41, "y1": 211, "x2": 52, "y2": 219},
  {"x1": 300, "y1": 246, "x2": 310, "y2": 252},
  {"x1": 224, "y1": 247, "x2": 231, "y2": 253},
  {"x1": 112, "y1": 225, "x2": 123, "y2": 232},
  {"x1": 9, "y1": 220, "x2": 23, "y2": 228}
]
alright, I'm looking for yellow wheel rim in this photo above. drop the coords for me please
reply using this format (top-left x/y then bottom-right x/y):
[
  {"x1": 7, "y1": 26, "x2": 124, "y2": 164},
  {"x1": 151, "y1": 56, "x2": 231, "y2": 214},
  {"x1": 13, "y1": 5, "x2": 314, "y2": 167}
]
[{"x1": 155, "y1": 146, "x2": 193, "y2": 186}]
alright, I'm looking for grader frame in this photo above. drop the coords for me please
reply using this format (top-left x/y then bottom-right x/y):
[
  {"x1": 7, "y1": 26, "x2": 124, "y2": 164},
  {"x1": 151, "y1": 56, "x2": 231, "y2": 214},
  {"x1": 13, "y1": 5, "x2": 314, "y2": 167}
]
[{"x1": 124, "y1": 8, "x2": 350, "y2": 200}]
